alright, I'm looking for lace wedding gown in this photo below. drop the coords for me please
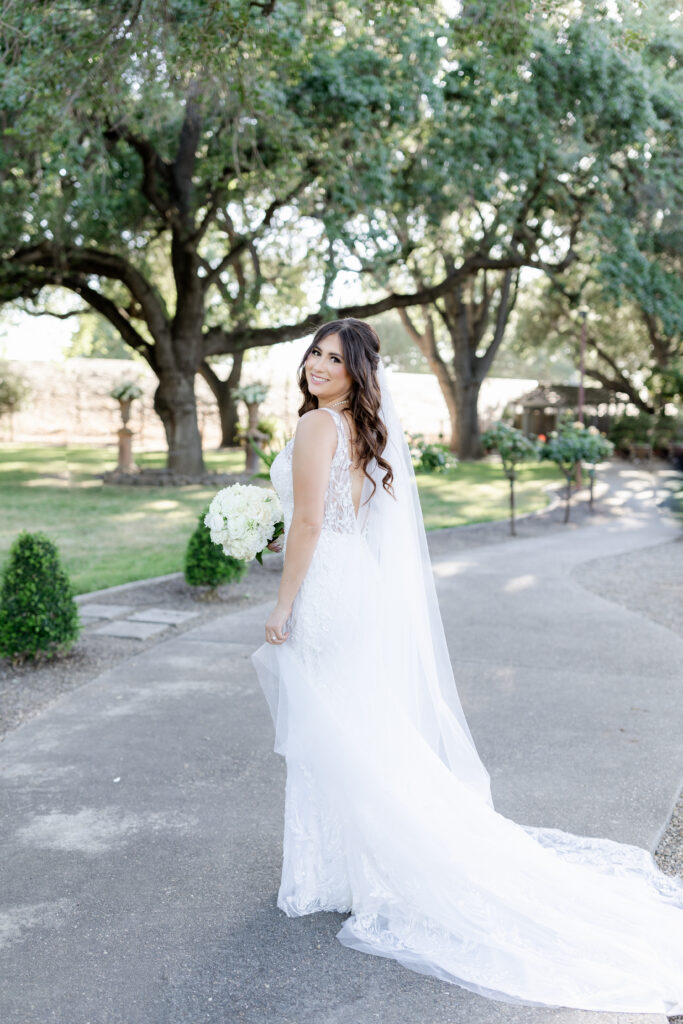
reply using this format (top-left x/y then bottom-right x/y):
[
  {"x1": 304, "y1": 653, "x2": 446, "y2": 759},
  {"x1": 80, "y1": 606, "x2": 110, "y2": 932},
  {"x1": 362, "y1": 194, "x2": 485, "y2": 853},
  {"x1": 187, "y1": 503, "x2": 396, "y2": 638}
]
[{"x1": 251, "y1": 405, "x2": 683, "y2": 1015}]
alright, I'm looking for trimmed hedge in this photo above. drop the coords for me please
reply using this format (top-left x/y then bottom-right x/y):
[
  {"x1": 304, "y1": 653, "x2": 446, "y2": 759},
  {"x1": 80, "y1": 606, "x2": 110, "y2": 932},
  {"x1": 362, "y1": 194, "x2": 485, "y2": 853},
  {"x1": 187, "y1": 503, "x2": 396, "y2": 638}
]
[
  {"x1": 0, "y1": 531, "x2": 81, "y2": 662},
  {"x1": 184, "y1": 507, "x2": 249, "y2": 589}
]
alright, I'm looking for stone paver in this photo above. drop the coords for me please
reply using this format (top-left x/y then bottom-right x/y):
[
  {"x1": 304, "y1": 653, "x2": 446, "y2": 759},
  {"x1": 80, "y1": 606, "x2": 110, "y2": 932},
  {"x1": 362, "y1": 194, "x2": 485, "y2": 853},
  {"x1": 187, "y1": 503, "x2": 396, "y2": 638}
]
[
  {"x1": 93, "y1": 619, "x2": 169, "y2": 640},
  {"x1": 126, "y1": 607, "x2": 200, "y2": 625},
  {"x1": 78, "y1": 602, "x2": 134, "y2": 620},
  {"x1": 0, "y1": 466, "x2": 680, "y2": 1024}
]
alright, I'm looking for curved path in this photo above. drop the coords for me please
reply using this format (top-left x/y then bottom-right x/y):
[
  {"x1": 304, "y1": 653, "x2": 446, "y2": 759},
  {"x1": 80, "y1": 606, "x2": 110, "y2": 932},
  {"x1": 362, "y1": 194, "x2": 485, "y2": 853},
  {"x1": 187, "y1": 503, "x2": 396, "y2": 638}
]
[{"x1": 0, "y1": 466, "x2": 681, "y2": 1024}]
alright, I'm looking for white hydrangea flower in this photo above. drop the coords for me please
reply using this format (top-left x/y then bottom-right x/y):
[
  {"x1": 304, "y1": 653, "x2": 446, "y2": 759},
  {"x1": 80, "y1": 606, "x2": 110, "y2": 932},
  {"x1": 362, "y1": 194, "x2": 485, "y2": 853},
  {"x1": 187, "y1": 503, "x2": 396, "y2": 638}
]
[{"x1": 204, "y1": 484, "x2": 283, "y2": 562}]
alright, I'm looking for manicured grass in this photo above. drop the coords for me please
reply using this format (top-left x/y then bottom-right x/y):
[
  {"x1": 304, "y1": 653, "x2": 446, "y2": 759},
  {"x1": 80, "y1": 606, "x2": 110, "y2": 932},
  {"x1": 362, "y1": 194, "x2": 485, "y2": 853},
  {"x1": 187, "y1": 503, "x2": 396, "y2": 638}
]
[
  {"x1": 0, "y1": 445, "x2": 244, "y2": 594},
  {"x1": 0, "y1": 445, "x2": 558, "y2": 593},
  {"x1": 416, "y1": 460, "x2": 558, "y2": 529}
]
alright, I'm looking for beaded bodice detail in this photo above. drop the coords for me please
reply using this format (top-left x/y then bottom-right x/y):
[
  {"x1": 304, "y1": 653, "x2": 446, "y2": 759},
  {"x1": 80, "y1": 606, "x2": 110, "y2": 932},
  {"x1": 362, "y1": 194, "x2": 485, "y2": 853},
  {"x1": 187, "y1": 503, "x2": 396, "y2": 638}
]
[{"x1": 269, "y1": 406, "x2": 360, "y2": 538}]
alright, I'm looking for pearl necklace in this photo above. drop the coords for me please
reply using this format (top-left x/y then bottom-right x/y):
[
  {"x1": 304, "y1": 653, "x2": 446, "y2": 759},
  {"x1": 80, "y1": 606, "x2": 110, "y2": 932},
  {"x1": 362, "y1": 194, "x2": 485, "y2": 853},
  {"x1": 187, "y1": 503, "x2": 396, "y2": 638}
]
[{"x1": 327, "y1": 395, "x2": 350, "y2": 409}]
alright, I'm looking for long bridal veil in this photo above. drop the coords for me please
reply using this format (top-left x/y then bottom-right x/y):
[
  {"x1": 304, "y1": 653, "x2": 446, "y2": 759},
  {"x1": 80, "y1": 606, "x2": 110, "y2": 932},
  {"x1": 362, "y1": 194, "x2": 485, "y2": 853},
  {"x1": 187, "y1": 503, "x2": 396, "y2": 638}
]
[
  {"x1": 329, "y1": 359, "x2": 683, "y2": 1014},
  {"x1": 359, "y1": 359, "x2": 492, "y2": 801},
  {"x1": 254, "y1": 351, "x2": 683, "y2": 1014}
]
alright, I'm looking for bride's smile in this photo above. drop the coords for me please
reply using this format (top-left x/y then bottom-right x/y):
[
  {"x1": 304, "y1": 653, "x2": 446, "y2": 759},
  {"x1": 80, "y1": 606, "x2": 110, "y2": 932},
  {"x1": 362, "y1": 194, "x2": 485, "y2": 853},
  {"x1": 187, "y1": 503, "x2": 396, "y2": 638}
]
[{"x1": 305, "y1": 335, "x2": 352, "y2": 408}]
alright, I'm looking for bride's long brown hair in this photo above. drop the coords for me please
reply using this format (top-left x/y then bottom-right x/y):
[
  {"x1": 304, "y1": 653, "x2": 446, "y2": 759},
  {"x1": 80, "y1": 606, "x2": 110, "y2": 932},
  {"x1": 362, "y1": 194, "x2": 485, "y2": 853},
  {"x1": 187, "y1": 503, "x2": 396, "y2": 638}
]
[{"x1": 296, "y1": 318, "x2": 394, "y2": 503}]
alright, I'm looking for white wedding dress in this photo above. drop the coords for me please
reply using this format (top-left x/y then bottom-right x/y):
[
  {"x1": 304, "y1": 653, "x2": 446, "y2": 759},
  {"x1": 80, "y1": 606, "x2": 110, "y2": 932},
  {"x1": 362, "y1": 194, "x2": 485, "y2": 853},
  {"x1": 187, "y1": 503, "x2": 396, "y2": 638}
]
[{"x1": 251, "y1": 404, "x2": 683, "y2": 1015}]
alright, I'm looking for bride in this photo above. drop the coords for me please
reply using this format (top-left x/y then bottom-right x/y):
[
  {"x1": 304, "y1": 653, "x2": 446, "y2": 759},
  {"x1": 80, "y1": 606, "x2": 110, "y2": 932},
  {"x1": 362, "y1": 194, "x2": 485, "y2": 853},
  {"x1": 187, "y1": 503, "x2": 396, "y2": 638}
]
[{"x1": 251, "y1": 317, "x2": 683, "y2": 1014}]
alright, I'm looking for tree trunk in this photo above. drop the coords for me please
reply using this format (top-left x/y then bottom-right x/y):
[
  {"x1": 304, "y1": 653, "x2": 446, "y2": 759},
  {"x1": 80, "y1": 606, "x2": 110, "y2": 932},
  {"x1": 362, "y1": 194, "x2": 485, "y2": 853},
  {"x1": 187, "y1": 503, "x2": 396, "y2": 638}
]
[
  {"x1": 454, "y1": 377, "x2": 483, "y2": 459},
  {"x1": 198, "y1": 352, "x2": 244, "y2": 447},
  {"x1": 154, "y1": 369, "x2": 205, "y2": 474},
  {"x1": 564, "y1": 474, "x2": 572, "y2": 523},
  {"x1": 439, "y1": 376, "x2": 459, "y2": 451},
  {"x1": 428, "y1": 370, "x2": 459, "y2": 450},
  {"x1": 508, "y1": 474, "x2": 516, "y2": 536},
  {"x1": 396, "y1": 306, "x2": 459, "y2": 450}
]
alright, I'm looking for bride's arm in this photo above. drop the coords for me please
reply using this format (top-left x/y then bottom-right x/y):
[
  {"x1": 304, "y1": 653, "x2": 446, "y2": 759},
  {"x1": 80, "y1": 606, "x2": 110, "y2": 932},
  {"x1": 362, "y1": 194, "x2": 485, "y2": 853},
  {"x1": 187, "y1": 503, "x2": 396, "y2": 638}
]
[{"x1": 265, "y1": 411, "x2": 336, "y2": 642}]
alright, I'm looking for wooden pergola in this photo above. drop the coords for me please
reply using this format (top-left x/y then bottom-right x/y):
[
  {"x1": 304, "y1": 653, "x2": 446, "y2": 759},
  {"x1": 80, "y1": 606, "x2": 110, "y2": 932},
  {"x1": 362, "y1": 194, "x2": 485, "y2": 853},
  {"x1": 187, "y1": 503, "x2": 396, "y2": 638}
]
[{"x1": 509, "y1": 384, "x2": 627, "y2": 436}]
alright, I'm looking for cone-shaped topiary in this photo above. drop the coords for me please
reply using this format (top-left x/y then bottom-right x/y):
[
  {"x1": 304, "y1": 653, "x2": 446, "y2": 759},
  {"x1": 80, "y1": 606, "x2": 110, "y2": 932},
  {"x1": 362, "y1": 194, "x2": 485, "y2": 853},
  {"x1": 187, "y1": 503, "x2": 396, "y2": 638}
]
[
  {"x1": 184, "y1": 507, "x2": 249, "y2": 590},
  {"x1": 0, "y1": 531, "x2": 81, "y2": 662}
]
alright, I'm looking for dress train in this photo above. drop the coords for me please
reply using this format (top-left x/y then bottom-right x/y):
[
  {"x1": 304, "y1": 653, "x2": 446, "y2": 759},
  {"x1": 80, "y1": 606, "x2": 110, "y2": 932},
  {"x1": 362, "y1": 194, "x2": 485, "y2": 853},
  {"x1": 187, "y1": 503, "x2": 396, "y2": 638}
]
[{"x1": 251, "y1": 406, "x2": 683, "y2": 1014}]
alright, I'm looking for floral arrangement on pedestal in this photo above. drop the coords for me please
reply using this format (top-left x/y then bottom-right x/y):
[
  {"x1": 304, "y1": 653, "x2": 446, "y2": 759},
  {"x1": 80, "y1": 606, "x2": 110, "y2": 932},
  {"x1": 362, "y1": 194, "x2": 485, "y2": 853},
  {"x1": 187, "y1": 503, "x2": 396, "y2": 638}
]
[
  {"x1": 231, "y1": 382, "x2": 270, "y2": 474},
  {"x1": 110, "y1": 380, "x2": 144, "y2": 473}
]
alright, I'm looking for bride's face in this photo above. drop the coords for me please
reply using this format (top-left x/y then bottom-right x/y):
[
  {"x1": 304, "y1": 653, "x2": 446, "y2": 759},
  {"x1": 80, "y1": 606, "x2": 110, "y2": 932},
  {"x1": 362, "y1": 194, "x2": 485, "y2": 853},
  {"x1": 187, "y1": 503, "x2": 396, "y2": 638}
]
[{"x1": 305, "y1": 333, "x2": 353, "y2": 404}]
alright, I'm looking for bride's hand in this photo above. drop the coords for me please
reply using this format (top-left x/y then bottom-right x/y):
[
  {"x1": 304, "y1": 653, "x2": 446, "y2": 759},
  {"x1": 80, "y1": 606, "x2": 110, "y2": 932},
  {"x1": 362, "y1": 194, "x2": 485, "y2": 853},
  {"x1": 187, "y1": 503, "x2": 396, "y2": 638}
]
[
  {"x1": 265, "y1": 602, "x2": 291, "y2": 644},
  {"x1": 266, "y1": 538, "x2": 283, "y2": 552}
]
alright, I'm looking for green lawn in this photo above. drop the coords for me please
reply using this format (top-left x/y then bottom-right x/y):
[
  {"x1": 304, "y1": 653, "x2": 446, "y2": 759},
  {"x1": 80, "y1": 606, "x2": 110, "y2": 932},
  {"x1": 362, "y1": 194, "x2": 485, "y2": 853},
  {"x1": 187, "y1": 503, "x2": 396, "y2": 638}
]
[
  {"x1": 0, "y1": 445, "x2": 558, "y2": 593},
  {"x1": 417, "y1": 460, "x2": 558, "y2": 529}
]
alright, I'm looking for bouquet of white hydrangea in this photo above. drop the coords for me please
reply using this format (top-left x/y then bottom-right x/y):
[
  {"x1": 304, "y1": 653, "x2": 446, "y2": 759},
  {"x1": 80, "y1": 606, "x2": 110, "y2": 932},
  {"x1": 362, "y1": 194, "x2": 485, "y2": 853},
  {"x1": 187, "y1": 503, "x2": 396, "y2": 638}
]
[{"x1": 204, "y1": 484, "x2": 283, "y2": 565}]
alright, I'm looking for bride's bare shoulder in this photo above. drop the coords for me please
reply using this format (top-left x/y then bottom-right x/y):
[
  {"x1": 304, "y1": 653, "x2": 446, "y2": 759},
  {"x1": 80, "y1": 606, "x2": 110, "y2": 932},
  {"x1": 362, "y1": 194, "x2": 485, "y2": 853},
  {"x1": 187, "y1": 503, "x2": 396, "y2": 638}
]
[{"x1": 293, "y1": 409, "x2": 338, "y2": 454}]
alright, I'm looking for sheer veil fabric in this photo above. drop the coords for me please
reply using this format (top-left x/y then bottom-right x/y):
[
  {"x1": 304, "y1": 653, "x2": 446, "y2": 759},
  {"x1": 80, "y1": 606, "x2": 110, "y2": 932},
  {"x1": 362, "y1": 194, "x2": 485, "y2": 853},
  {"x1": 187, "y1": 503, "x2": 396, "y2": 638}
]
[{"x1": 251, "y1": 359, "x2": 683, "y2": 1015}]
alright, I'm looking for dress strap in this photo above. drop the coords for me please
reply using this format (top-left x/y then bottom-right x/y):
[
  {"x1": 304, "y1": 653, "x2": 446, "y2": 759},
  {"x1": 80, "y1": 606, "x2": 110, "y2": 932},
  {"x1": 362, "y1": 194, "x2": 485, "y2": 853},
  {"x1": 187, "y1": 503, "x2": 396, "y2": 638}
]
[
  {"x1": 319, "y1": 406, "x2": 351, "y2": 460},
  {"x1": 319, "y1": 405, "x2": 342, "y2": 434}
]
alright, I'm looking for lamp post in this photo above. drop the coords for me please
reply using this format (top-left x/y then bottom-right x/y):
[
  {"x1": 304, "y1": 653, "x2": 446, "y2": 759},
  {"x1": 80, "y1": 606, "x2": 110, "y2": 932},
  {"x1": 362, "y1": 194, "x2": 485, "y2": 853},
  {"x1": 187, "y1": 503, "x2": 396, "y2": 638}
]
[
  {"x1": 577, "y1": 308, "x2": 587, "y2": 425},
  {"x1": 576, "y1": 308, "x2": 588, "y2": 488}
]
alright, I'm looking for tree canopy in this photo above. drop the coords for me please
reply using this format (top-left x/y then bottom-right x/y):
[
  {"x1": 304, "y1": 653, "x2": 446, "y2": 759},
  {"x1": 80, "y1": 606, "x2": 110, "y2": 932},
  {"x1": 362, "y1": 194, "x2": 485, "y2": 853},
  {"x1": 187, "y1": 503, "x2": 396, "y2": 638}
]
[
  {"x1": 1, "y1": 0, "x2": 447, "y2": 469},
  {"x1": 1, "y1": 0, "x2": 680, "y2": 466}
]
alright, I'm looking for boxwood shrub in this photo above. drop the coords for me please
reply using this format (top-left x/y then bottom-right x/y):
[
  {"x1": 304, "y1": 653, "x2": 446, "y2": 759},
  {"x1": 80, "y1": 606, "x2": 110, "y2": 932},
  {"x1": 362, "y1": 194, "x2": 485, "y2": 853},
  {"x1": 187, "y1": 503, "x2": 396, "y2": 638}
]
[
  {"x1": 184, "y1": 507, "x2": 249, "y2": 590},
  {"x1": 0, "y1": 531, "x2": 81, "y2": 662}
]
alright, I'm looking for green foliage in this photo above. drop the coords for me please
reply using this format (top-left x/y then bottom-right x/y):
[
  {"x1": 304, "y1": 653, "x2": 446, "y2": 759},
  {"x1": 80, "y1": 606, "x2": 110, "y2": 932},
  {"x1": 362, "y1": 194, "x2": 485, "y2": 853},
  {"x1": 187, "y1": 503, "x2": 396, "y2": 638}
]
[
  {"x1": 481, "y1": 421, "x2": 541, "y2": 534},
  {"x1": 0, "y1": 0, "x2": 679, "y2": 474},
  {"x1": 184, "y1": 507, "x2": 249, "y2": 589},
  {"x1": 110, "y1": 380, "x2": 143, "y2": 401},
  {"x1": 0, "y1": 445, "x2": 557, "y2": 592},
  {"x1": 0, "y1": 362, "x2": 30, "y2": 418},
  {"x1": 232, "y1": 383, "x2": 269, "y2": 405},
  {"x1": 244, "y1": 433, "x2": 284, "y2": 480},
  {"x1": 607, "y1": 411, "x2": 680, "y2": 452},
  {"x1": 66, "y1": 315, "x2": 134, "y2": 359},
  {"x1": 0, "y1": 0, "x2": 442, "y2": 472},
  {"x1": 257, "y1": 415, "x2": 283, "y2": 446},
  {"x1": 368, "y1": 313, "x2": 430, "y2": 373},
  {"x1": 0, "y1": 531, "x2": 80, "y2": 662},
  {"x1": 542, "y1": 419, "x2": 591, "y2": 478},
  {"x1": 481, "y1": 423, "x2": 540, "y2": 478},
  {"x1": 581, "y1": 429, "x2": 615, "y2": 467},
  {"x1": 407, "y1": 433, "x2": 457, "y2": 473},
  {"x1": 542, "y1": 417, "x2": 614, "y2": 520},
  {"x1": 648, "y1": 362, "x2": 683, "y2": 406}
]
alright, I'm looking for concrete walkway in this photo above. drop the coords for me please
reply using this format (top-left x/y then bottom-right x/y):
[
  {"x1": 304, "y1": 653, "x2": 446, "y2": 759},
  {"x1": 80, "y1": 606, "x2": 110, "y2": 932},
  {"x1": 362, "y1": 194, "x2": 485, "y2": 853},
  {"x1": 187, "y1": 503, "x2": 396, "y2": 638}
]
[{"x1": 1, "y1": 467, "x2": 681, "y2": 1024}]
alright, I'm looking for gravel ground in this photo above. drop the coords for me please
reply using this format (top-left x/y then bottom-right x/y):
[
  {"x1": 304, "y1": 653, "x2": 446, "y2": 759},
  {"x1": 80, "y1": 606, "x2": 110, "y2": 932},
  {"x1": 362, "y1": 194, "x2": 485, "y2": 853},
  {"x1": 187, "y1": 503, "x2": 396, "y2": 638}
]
[
  {"x1": 1, "y1": 460, "x2": 681, "y2": 910},
  {"x1": 572, "y1": 536, "x2": 683, "y2": 900},
  {"x1": 573, "y1": 535, "x2": 683, "y2": 640},
  {"x1": 0, "y1": 558, "x2": 283, "y2": 740}
]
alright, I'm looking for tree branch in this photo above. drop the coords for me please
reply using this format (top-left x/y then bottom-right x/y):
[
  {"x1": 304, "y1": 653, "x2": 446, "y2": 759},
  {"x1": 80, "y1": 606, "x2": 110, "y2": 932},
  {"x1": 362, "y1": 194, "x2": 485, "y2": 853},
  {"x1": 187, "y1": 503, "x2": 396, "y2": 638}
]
[
  {"x1": 201, "y1": 248, "x2": 556, "y2": 356},
  {"x1": 171, "y1": 81, "x2": 203, "y2": 232},
  {"x1": 61, "y1": 275, "x2": 157, "y2": 369},
  {"x1": 586, "y1": 333, "x2": 653, "y2": 413},
  {"x1": 8, "y1": 243, "x2": 169, "y2": 342},
  {"x1": 641, "y1": 308, "x2": 678, "y2": 366},
  {"x1": 476, "y1": 268, "x2": 516, "y2": 378},
  {"x1": 203, "y1": 177, "x2": 310, "y2": 291},
  {"x1": 16, "y1": 304, "x2": 90, "y2": 320},
  {"x1": 250, "y1": 0, "x2": 278, "y2": 14},
  {"x1": 103, "y1": 122, "x2": 174, "y2": 224}
]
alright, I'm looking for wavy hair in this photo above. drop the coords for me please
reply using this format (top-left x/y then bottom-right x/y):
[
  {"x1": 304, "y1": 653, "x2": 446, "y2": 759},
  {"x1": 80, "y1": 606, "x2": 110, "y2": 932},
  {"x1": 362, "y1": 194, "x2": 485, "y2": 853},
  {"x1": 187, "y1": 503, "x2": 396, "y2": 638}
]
[{"x1": 296, "y1": 318, "x2": 394, "y2": 504}]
